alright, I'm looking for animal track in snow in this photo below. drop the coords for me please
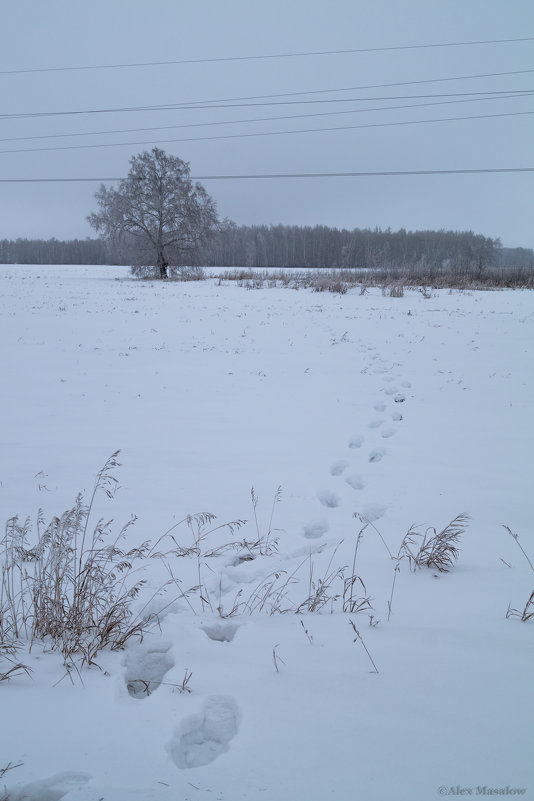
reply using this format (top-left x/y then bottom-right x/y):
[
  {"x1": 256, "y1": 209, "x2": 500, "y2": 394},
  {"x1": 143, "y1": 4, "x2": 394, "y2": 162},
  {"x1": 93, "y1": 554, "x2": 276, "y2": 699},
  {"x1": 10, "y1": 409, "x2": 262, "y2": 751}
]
[
  {"x1": 393, "y1": 393, "x2": 406, "y2": 403},
  {"x1": 303, "y1": 520, "x2": 329, "y2": 539},
  {"x1": 345, "y1": 473, "x2": 365, "y2": 490},
  {"x1": 380, "y1": 425, "x2": 397, "y2": 439},
  {"x1": 369, "y1": 447, "x2": 386, "y2": 463},
  {"x1": 317, "y1": 489, "x2": 341, "y2": 508},
  {"x1": 384, "y1": 385, "x2": 399, "y2": 396},
  {"x1": 168, "y1": 695, "x2": 240, "y2": 769},
  {"x1": 202, "y1": 622, "x2": 240, "y2": 642},
  {"x1": 5, "y1": 771, "x2": 91, "y2": 801},
  {"x1": 368, "y1": 418, "x2": 384, "y2": 429},
  {"x1": 373, "y1": 401, "x2": 386, "y2": 412},
  {"x1": 360, "y1": 503, "x2": 387, "y2": 523},
  {"x1": 124, "y1": 641, "x2": 175, "y2": 699},
  {"x1": 348, "y1": 434, "x2": 364, "y2": 449},
  {"x1": 391, "y1": 410, "x2": 403, "y2": 421},
  {"x1": 330, "y1": 459, "x2": 349, "y2": 476}
]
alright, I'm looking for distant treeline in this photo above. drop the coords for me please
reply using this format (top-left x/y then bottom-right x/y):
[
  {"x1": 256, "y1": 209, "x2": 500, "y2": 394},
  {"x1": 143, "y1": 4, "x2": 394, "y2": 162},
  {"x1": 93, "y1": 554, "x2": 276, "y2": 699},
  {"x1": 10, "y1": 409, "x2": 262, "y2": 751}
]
[
  {"x1": 0, "y1": 237, "x2": 111, "y2": 265},
  {"x1": 1, "y1": 227, "x2": 533, "y2": 271},
  {"x1": 200, "y1": 224, "x2": 534, "y2": 272}
]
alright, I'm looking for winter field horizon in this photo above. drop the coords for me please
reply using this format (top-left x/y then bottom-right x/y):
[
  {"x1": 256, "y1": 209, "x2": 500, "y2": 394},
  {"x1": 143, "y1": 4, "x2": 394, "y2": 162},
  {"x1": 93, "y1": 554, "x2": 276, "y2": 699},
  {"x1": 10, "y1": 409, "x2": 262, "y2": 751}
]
[{"x1": 1, "y1": 264, "x2": 533, "y2": 801}]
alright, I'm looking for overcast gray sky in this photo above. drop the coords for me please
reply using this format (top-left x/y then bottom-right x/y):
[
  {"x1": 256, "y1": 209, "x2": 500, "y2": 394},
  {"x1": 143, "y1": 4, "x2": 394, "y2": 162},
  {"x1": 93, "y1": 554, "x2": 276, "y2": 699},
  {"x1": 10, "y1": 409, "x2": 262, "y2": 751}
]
[{"x1": 2, "y1": 0, "x2": 534, "y2": 248}]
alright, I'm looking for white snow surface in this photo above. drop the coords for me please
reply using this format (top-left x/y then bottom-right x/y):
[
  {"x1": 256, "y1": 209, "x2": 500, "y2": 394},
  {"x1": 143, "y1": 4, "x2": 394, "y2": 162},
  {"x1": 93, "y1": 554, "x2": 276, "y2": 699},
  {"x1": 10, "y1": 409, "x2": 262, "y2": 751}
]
[{"x1": 0, "y1": 265, "x2": 533, "y2": 800}]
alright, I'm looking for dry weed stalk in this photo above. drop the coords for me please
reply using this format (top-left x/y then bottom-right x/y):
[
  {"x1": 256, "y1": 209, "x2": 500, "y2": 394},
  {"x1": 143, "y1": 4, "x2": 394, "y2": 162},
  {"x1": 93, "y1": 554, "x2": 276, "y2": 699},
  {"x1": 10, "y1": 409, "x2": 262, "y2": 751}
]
[
  {"x1": 503, "y1": 526, "x2": 534, "y2": 622},
  {"x1": 348, "y1": 619, "x2": 379, "y2": 673},
  {"x1": 217, "y1": 575, "x2": 242, "y2": 619},
  {"x1": 296, "y1": 544, "x2": 345, "y2": 614},
  {"x1": 0, "y1": 762, "x2": 23, "y2": 779},
  {"x1": 0, "y1": 661, "x2": 32, "y2": 683},
  {"x1": 300, "y1": 619, "x2": 313, "y2": 644},
  {"x1": 343, "y1": 524, "x2": 374, "y2": 617},
  {"x1": 520, "y1": 591, "x2": 534, "y2": 622},
  {"x1": 178, "y1": 668, "x2": 193, "y2": 693},
  {"x1": 507, "y1": 592, "x2": 534, "y2": 622},
  {"x1": 242, "y1": 567, "x2": 301, "y2": 615},
  {"x1": 249, "y1": 485, "x2": 282, "y2": 558},
  {"x1": 127, "y1": 669, "x2": 193, "y2": 697},
  {"x1": 503, "y1": 526, "x2": 534, "y2": 573},
  {"x1": 147, "y1": 513, "x2": 247, "y2": 559},
  {"x1": 272, "y1": 644, "x2": 285, "y2": 672}
]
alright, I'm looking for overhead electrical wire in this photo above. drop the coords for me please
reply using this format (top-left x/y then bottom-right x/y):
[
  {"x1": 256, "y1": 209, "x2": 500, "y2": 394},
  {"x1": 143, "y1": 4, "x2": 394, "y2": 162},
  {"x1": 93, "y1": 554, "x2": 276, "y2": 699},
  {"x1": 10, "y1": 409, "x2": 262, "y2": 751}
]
[
  {"x1": 1, "y1": 167, "x2": 533, "y2": 183},
  {"x1": 0, "y1": 108, "x2": 532, "y2": 156},
  {"x1": 1, "y1": 36, "x2": 533, "y2": 75},
  {"x1": 2, "y1": 87, "x2": 534, "y2": 121},
  {"x1": 9, "y1": 66, "x2": 531, "y2": 123},
  {"x1": 177, "y1": 68, "x2": 534, "y2": 105},
  {"x1": 0, "y1": 90, "x2": 531, "y2": 146}
]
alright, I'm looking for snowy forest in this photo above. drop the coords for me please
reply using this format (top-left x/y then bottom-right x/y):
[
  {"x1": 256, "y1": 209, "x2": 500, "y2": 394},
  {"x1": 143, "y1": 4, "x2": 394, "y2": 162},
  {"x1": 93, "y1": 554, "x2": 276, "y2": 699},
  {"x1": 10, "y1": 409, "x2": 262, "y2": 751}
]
[{"x1": 1, "y1": 226, "x2": 533, "y2": 271}]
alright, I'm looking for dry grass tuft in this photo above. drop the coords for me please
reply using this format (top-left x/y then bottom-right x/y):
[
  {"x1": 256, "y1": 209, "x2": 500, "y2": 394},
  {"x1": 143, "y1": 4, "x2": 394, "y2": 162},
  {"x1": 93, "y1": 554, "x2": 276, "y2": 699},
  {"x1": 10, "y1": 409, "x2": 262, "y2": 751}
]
[
  {"x1": 355, "y1": 513, "x2": 469, "y2": 621},
  {"x1": 387, "y1": 283, "x2": 405, "y2": 298},
  {"x1": 398, "y1": 514, "x2": 470, "y2": 573},
  {"x1": 216, "y1": 265, "x2": 534, "y2": 292},
  {"x1": 1, "y1": 452, "x2": 155, "y2": 669}
]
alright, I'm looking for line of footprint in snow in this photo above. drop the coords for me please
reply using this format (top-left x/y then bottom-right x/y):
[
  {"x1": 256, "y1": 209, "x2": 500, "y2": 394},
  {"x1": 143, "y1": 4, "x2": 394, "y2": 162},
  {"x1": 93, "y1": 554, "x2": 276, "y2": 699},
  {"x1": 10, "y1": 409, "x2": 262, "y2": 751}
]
[
  {"x1": 305, "y1": 377, "x2": 412, "y2": 537},
  {"x1": 110, "y1": 377, "x2": 412, "y2": 777}
]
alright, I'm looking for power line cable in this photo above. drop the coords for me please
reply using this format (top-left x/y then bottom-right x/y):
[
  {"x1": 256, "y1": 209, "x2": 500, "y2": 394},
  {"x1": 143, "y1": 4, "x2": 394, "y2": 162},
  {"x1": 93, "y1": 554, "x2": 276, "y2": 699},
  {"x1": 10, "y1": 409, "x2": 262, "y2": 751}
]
[
  {"x1": 0, "y1": 90, "x2": 530, "y2": 145},
  {"x1": 179, "y1": 68, "x2": 534, "y2": 105},
  {"x1": 2, "y1": 87, "x2": 533, "y2": 121},
  {"x1": 1, "y1": 37, "x2": 533, "y2": 75},
  {"x1": 0, "y1": 109, "x2": 532, "y2": 155},
  {"x1": 1, "y1": 167, "x2": 533, "y2": 183}
]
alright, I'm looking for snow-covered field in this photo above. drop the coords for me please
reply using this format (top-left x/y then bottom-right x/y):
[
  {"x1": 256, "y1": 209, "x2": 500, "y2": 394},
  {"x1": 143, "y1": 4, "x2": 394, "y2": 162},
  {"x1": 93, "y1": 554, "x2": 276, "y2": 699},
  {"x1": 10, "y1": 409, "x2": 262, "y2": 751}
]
[{"x1": 1, "y1": 265, "x2": 533, "y2": 801}]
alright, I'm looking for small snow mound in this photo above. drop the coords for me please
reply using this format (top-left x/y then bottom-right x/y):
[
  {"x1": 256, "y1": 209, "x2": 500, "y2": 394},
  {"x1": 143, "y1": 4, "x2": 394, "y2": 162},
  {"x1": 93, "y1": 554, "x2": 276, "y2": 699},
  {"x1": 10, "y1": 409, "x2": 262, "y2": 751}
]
[
  {"x1": 168, "y1": 695, "x2": 240, "y2": 769},
  {"x1": 202, "y1": 622, "x2": 240, "y2": 642},
  {"x1": 4, "y1": 771, "x2": 91, "y2": 801}
]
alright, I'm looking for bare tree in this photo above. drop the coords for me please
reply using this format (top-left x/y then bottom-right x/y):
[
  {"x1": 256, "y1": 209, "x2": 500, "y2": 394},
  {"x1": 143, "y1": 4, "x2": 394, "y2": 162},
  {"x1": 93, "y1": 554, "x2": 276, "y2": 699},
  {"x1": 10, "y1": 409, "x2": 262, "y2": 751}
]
[{"x1": 88, "y1": 148, "x2": 219, "y2": 278}]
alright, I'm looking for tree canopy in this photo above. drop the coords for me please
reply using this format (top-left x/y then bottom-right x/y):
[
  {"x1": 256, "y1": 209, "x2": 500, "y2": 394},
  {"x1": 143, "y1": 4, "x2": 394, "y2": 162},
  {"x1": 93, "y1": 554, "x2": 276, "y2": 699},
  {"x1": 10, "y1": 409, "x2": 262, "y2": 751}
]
[{"x1": 88, "y1": 148, "x2": 219, "y2": 278}]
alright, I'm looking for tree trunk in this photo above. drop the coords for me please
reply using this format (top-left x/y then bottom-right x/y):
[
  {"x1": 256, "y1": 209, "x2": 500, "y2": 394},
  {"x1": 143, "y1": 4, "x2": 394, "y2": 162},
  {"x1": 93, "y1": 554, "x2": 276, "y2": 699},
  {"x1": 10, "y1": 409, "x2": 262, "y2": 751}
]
[{"x1": 156, "y1": 250, "x2": 168, "y2": 279}]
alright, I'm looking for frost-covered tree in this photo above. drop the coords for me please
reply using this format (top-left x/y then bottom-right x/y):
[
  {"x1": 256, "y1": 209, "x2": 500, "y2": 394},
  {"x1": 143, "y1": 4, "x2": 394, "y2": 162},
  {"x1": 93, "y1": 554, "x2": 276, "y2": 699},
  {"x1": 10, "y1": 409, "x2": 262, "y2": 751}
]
[{"x1": 88, "y1": 148, "x2": 219, "y2": 278}]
